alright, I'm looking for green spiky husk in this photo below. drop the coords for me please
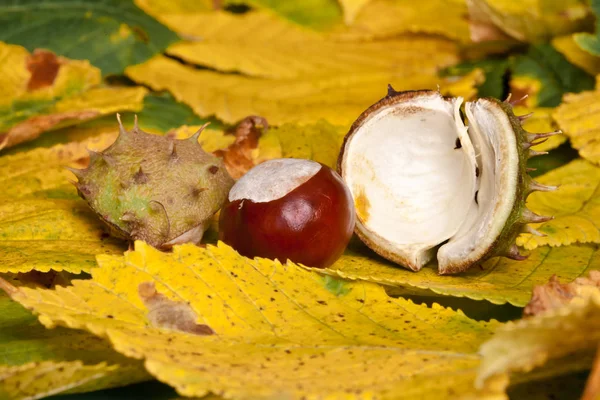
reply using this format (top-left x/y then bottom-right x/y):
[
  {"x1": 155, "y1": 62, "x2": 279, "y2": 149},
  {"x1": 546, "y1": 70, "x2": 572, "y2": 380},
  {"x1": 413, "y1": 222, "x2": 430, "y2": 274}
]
[{"x1": 71, "y1": 118, "x2": 234, "y2": 249}]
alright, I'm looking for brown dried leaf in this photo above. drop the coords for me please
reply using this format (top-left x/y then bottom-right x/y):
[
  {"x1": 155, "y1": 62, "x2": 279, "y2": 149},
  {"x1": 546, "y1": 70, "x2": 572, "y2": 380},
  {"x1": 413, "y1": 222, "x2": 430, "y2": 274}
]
[
  {"x1": 524, "y1": 271, "x2": 600, "y2": 316},
  {"x1": 213, "y1": 116, "x2": 268, "y2": 179}
]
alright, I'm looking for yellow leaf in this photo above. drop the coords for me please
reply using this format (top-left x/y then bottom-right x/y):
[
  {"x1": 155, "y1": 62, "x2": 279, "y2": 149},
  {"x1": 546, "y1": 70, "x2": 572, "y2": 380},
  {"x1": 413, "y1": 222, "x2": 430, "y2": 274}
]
[
  {"x1": 476, "y1": 280, "x2": 600, "y2": 391},
  {"x1": 337, "y1": 0, "x2": 371, "y2": 25},
  {"x1": 514, "y1": 106, "x2": 566, "y2": 152},
  {"x1": 466, "y1": 0, "x2": 591, "y2": 42},
  {"x1": 321, "y1": 241, "x2": 600, "y2": 306},
  {"x1": 4, "y1": 241, "x2": 504, "y2": 400},
  {"x1": 0, "y1": 42, "x2": 147, "y2": 150},
  {"x1": 166, "y1": 11, "x2": 458, "y2": 79},
  {"x1": 346, "y1": 0, "x2": 470, "y2": 43},
  {"x1": 509, "y1": 76, "x2": 541, "y2": 108},
  {"x1": 126, "y1": 53, "x2": 469, "y2": 127},
  {"x1": 516, "y1": 159, "x2": 600, "y2": 250},
  {"x1": 170, "y1": 125, "x2": 235, "y2": 153},
  {"x1": 0, "y1": 362, "x2": 115, "y2": 399},
  {"x1": 134, "y1": 0, "x2": 212, "y2": 20},
  {"x1": 0, "y1": 290, "x2": 149, "y2": 398},
  {"x1": 257, "y1": 121, "x2": 346, "y2": 168},
  {"x1": 0, "y1": 122, "x2": 234, "y2": 274},
  {"x1": 0, "y1": 134, "x2": 121, "y2": 273},
  {"x1": 0, "y1": 133, "x2": 117, "y2": 199},
  {"x1": 553, "y1": 35, "x2": 600, "y2": 76},
  {"x1": 554, "y1": 86, "x2": 600, "y2": 165}
]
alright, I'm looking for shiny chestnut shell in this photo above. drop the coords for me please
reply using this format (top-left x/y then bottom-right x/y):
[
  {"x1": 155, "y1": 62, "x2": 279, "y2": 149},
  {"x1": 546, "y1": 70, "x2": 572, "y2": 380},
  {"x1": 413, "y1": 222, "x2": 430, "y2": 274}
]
[{"x1": 219, "y1": 159, "x2": 355, "y2": 268}]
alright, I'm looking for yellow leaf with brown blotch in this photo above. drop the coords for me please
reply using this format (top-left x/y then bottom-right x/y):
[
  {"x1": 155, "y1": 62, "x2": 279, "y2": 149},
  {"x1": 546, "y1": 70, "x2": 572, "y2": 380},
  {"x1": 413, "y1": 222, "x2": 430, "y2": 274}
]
[
  {"x1": 516, "y1": 159, "x2": 600, "y2": 250},
  {"x1": 0, "y1": 42, "x2": 147, "y2": 150},
  {"x1": 1, "y1": 241, "x2": 504, "y2": 400},
  {"x1": 126, "y1": 54, "x2": 480, "y2": 127}
]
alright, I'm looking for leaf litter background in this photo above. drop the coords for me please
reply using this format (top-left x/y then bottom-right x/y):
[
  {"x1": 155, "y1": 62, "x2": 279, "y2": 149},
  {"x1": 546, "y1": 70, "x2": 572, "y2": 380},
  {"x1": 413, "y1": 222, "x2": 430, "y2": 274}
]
[{"x1": 1, "y1": 0, "x2": 600, "y2": 399}]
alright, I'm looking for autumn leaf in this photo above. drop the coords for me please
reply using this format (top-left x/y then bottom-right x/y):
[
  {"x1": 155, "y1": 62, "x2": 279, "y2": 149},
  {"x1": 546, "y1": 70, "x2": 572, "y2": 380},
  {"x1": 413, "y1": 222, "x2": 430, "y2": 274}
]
[
  {"x1": 0, "y1": 42, "x2": 147, "y2": 150},
  {"x1": 165, "y1": 11, "x2": 459, "y2": 80},
  {"x1": 0, "y1": 0, "x2": 179, "y2": 76},
  {"x1": 0, "y1": 119, "x2": 239, "y2": 274},
  {"x1": 516, "y1": 159, "x2": 600, "y2": 250},
  {"x1": 553, "y1": 35, "x2": 600, "y2": 76},
  {"x1": 509, "y1": 44, "x2": 594, "y2": 108},
  {"x1": 320, "y1": 240, "x2": 600, "y2": 307},
  {"x1": 347, "y1": 0, "x2": 470, "y2": 42},
  {"x1": 0, "y1": 133, "x2": 126, "y2": 275},
  {"x1": 553, "y1": 84, "x2": 600, "y2": 166},
  {"x1": 467, "y1": 0, "x2": 592, "y2": 43},
  {"x1": 574, "y1": 0, "x2": 600, "y2": 58},
  {"x1": 0, "y1": 290, "x2": 149, "y2": 399},
  {"x1": 256, "y1": 121, "x2": 346, "y2": 169},
  {"x1": 125, "y1": 53, "x2": 482, "y2": 127},
  {"x1": 337, "y1": 0, "x2": 371, "y2": 25},
  {"x1": 476, "y1": 273, "x2": 600, "y2": 392},
  {"x1": 515, "y1": 107, "x2": 566, "y2": 152},
  {"x1": 227, "y1": 0, "x2": 344, "y2": 31},
  {"x1": 442, "y1": 59, "x2": 509, "y2": 99},
  {"x1": 1, "y1": 241, "x2": 504, "y2": 400},
  {"x1": 523, "y1": 271, "x2": 600, "y2": 316}
]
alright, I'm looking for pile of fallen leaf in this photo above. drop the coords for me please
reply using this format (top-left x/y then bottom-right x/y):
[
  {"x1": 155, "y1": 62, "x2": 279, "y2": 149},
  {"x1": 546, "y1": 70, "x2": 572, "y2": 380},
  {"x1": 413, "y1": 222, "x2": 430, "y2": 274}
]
[{"x1": 0, "y1": 0, "x2": 600, "y2": 399}]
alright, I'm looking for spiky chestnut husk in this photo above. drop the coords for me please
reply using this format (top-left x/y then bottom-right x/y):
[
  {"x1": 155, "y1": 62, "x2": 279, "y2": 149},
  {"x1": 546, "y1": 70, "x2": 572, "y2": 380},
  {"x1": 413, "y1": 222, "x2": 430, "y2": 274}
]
[
  {"x1": 68, "y1": 115, "x2": 234, "y2": 249},
  {"x1": 337, "y1": 87, "x2": 558, "y2": 274}
]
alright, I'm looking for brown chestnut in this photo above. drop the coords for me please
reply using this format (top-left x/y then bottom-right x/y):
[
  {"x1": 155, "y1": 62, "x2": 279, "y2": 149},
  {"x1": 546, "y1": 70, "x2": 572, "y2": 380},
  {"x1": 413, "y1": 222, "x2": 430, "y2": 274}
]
[{"x1": 218, "y1": 158, "x2": 356, "y2": 268}]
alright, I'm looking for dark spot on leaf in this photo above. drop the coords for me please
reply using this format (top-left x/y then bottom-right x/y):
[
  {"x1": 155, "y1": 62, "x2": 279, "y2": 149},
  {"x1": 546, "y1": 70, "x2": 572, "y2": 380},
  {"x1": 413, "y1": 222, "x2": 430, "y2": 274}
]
[
  {"x1": 26, "y1": 50, "x2": 61, "y2": 91},
  {"x1": 131, "y1": 25, "x2": 149, "y2": 43},
  {"x1": 138, "y1": 282, "x2": 214, "y2": 335}
]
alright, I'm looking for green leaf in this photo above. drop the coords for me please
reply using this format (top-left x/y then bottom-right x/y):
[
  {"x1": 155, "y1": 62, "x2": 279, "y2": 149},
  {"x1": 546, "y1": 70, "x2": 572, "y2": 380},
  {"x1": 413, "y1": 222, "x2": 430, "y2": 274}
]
[
  {"x1": 0, "y1": 290, "x2": 149, "y2": 398},
  {"x1": 0, "y1": 0, "x2": 179, "y2": 76},
  {"x1": 511, "y1": 44, "x2": 595, "y2": 107},
  {"x1": 131, "y1": 92, "x2": 221, "y2": 133},
  {"x1": 443, "y1": 59, "x2": 509, "y2": 99},
  {"x1": 575, "y1": 0, "x2": 600, "y2": 56}
]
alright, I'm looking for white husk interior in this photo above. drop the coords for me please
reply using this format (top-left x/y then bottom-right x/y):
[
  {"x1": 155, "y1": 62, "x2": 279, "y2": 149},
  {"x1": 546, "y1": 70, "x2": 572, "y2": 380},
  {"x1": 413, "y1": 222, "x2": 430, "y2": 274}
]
[
  {"x1": 437, "y1": 99, "x2": 519, "y2": 272},
  {"x1": 342, "y1": 93, "x2": 518, "y2": 271},
  {"x1": 341, "y1": 93, "x2": 478, "y2": 269}
]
